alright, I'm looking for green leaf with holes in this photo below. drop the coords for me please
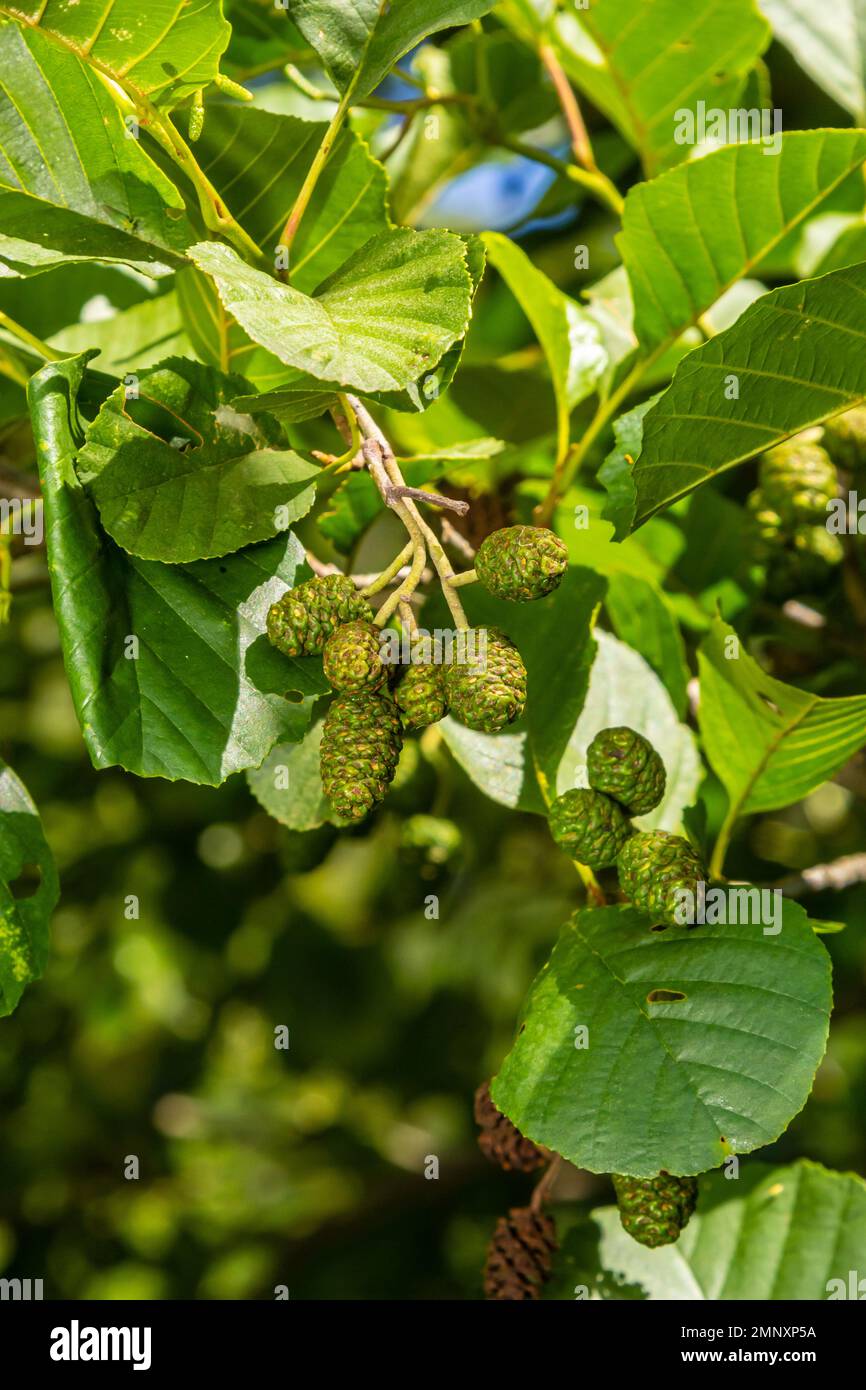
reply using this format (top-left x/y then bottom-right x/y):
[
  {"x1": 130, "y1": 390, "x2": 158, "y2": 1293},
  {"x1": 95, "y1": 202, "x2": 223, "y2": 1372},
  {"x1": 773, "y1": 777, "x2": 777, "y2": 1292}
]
[
  {"x1": 0, "y1": 25, "x2": 196, "y2": 276},
  {"x1": 0, "y1": 0, "x2": 232, "y2": 108},
  {"x1": 29, "y1": 352, "x2": 327, "y2": 785},
  {"x1": 619, "y1": 131, "x2": 866, "y2": 355},
  {"x1": 189, "y1": 229, "x2": 474, "y2": 396},
  {"x1": 0, "y1": 759, "x2": 59, "y2": 1017},
  {"x1": 76, "y1": 357, "x2": 320, "y2": 563},
  {"x1": 492, "y1": 899, "x2": 831, "y2": 1177},
  {"x1": 698, "y1": 616, "x2": 866, "y2": 822}
]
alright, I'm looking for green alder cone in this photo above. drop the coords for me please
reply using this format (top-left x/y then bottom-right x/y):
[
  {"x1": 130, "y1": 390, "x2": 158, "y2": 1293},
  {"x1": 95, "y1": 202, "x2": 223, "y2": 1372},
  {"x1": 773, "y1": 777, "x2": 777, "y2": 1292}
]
[
  {"x1": 266, "y1": 575, "x2": 370, "y2": 658},
  {"x1": 612, "y1": 1172, "x2": 698, "y2": 1248},
  {"x1": 758, "y1": 440, "x2": 838, "y2": 527},
  {"x1": 323, "y1": 619, "x2": 388, "y2": 693},
  {"x1": 474, "y1": 525, "x2": 568, "y2": 602},
  {"x1": 823, "y1": 406, "x2": 866, "y2": 471},
  {"x1": 616, "y1": 830, "x2": 705, "y2": 928},
  {"x1": 320, "y1": 690, "x2": 403, "y2": 823},
  {"x1": 586, "y1": 726, "x2": 666, "y2": 815},
  {"x1": 548, "y1": 787, "x2": 634, "y2": 869},
  {"x1": 445, "y1": 628, "x2": 527, "y2": 733},
  {"x1": 395, "y1": 661, "x2": 448, "y2": 730}
]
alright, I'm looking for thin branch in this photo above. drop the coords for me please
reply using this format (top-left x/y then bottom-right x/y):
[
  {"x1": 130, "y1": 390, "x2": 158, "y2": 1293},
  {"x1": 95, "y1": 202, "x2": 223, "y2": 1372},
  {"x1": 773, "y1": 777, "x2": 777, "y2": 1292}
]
[
  {"x1": 385, "y1": 485, "x2": 469, "y2": 515},
  {"x1": 539, "y1": 42, "x2": 596, "y2": 171},
  {"x1": 776, "y1": 853, "x2": 866, "y2": 898},
  {"x1": 499, "y1": 135, "x2": 624, "y2": 218},
  {"x1": 530, "y1": 1155, "x2": 563, "y2": 1213}
]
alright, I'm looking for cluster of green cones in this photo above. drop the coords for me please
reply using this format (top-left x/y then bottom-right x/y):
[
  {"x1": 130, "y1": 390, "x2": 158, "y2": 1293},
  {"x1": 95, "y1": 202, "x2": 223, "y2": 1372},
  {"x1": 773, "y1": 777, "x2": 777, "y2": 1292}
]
[
  {"x1": 549, "y1": 726, "x2": 706, "y2": 928},
  {"x1": 264, "y1": 526, "x2": 568, "y2": 822},
  {"x1": 745, "y1": 406, "x2": 866, "y2": 599}
]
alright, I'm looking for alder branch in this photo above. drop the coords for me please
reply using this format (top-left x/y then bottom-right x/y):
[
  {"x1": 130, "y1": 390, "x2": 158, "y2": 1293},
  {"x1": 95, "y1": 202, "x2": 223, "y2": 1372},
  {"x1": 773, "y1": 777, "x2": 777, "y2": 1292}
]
[{"x1": 776, "y1": 853, "x2": 866, "y2": 898}]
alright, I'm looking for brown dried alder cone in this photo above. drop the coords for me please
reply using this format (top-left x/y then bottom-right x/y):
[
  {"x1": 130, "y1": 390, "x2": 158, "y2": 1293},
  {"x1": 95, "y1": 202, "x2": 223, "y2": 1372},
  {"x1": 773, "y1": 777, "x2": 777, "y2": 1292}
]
[
  {"x1": 483, "y1": 1206, "x2": 558, "y2": 1300},
  {"x1": 474, "y1": 1081, "x2": 547, "y2": 1173}
]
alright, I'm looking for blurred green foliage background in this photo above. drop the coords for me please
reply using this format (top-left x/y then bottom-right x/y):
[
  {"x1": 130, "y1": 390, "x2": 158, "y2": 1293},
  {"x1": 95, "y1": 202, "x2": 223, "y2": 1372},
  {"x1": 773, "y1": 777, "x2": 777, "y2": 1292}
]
[{"x1": 2, "y1": 555, "x2": 866, "y2": 1299}]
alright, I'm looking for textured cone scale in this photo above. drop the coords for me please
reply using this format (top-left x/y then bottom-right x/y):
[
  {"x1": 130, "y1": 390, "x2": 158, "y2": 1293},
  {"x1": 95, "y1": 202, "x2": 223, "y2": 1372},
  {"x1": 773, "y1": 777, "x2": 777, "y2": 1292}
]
[
  {"x1": 395, "y1": 661, "x2": 448, "y2": 730},
  {"x1": 323, "y1": 619, "x2": 387, "y2": 693},
  {"x1": 445, "y1": 627, "x2": 527, "y2": 733},
  {"x1": 320, "y1": 691, "x2": 403, "y2": 822},
  {"x1": 587, "y1": 726, "x2": 666, "y2": 816},
  {"x1": 484, "y1": 1206, "x2": 557, "y2": 1300},
  {"x1": 549, "y1": 787, "x2": 634, "y2": 869},
  {"x1": 823, "y1": 407, "x2": 866, "y2": 471},
  {"x1": 758, "y1": 441, "x2": 838, "y2": 527},
  {"x1": 266, "y1": 574, "x2": 370, "y2": 658},
  {"x1": 612, "y1": 1172, "x2": 698, "y2": 1248},
  {"x1": 474, "y1": 1081, "x2": 546, "y2": 1173},
  {"x1": 475, "y1": 525, "x2": 568, "y2": 602},
  {"x1": 617, "y1": 830, "x2": 705, "y2": 928}
]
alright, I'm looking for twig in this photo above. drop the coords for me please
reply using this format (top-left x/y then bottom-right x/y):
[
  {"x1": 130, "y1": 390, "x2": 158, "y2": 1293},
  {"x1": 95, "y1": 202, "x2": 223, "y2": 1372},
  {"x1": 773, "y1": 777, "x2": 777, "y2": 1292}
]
[
  {"x1": 539, "y1": 43, "x2": 596, "y2": 171},
  {"x1": 359, "y1": 542, "x2": 414, "y2": 597},
  {"x1": 385, "y1": 485, "x2": 469, "y2": 515},
  {"x1": 776, "y1": 853, "x2": 866, "y2": 897},
  {"x1": 440, "y1": 517, "x2": 476, "y2": 562},
  {"x1": 530, "y1": 1154, "x2": 563, "y2": 1213},
  {"x1": 347, "y1": 395, "x2": 473, "y2": 631}
]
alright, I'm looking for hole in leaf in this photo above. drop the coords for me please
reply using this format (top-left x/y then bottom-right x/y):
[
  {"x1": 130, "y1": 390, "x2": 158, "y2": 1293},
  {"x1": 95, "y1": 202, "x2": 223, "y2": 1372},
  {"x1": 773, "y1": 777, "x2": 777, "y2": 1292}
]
[
  {"x1": 283, "y1": 690, "x2": 304, "y2": 704},
  {"x1": 650, "y1": 922, "x2": 669, "y2": 933},
  {"x1": 758, "y1": 692, "x2": 783, "y2": 716},
  {"x1": 647, "y1": 989, "x2": 687, "y2": 1004},
  {"x1": 124, "y1": 395, "x2": 201, "y2": 451},
  {"x1": 9, "y1": 862, "x2": 41, "y2": 899}
]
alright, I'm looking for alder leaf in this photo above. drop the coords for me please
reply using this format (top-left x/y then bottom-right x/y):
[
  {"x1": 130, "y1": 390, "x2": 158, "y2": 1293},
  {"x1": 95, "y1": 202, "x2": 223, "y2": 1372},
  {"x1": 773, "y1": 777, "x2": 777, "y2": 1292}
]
[
  {"x1": 492, "y1": 899, "x2": 831, "y2": 1177},
  {"x1": 625, "y1": 260, "x2": 866, "y2": 528},
  {"x1": 0, "y1": 0, "x2": 232, "y2": 109},
  {"x1": 28, "y1": 353, "x2": 327, "y2": 786},
  {"x1": 76, "y1": 358, "x2": 320, "y2": 564},
  {"x1": 619, "y1": 131, "x2": 866, "y2": 355},
  {"x1": 552, "y1": 0, "x2": 771, "y2": 175},
  {"x1": 189, "y1": 109, "x2": 389, "y2": 290},
  {"x1": 0, "y1": 26, "x2": 195, "y2": 276},
  {"x1": 482, "y1": 232, "x2": 607, "y2": 454},
  {"x1": 189, "y1": 229, "x2": 474, "y2": 395},
  {"x1": 285, "y1": 0, "x2": 496, "y2": 102},
  {"x1": 698, "y1": 616, "x2": 866, "y2": 818}
]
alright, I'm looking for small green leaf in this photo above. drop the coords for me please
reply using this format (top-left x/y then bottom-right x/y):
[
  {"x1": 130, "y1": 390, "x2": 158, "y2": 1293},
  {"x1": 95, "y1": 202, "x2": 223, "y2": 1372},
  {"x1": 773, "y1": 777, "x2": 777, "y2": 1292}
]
[
  {"x1": 189, "y1": 229, "x2": 474, "y2": 395},
  {"x1": 698, "y1": 615, "x2": 866, "y2": 818},
  {"x1": 76, "y1": 358, "x2": 319, "y2": 564},
  {"x1": 286, "y1": 0, "x2": 496, "y2": 101},
  {"x1": 28, "y1": 353, "x2": 326, "y2": 785},
  {"x1": 483, "y1": 232, "x2": 607, "y2": 455},
  {"x1": 492, "y1": 899, "x2": 831, "y2": 1177},
  {"x1": 0, "y1": 759, "x2": 59, "y2": 1017}
]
